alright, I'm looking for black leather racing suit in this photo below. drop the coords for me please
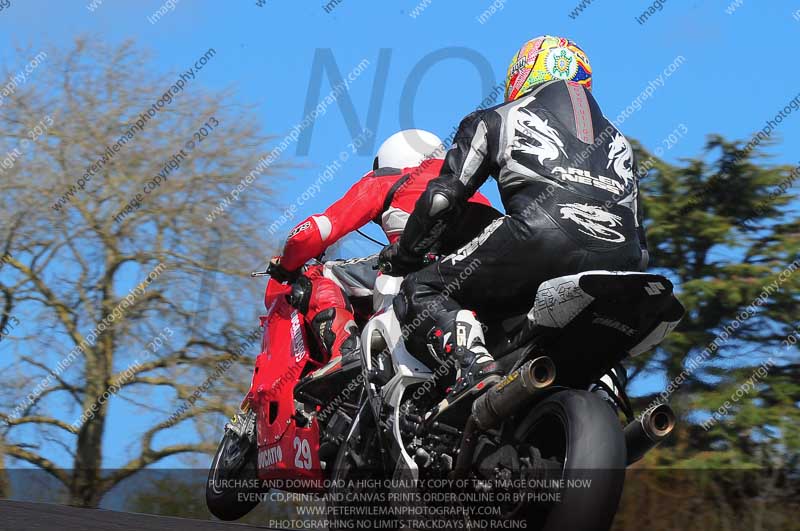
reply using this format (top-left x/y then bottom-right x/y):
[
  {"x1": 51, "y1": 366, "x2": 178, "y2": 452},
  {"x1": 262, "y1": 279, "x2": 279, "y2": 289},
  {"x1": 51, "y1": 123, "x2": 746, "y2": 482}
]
[{"x1": 392, "y1": 79, "x2": 647, "y2": 359}]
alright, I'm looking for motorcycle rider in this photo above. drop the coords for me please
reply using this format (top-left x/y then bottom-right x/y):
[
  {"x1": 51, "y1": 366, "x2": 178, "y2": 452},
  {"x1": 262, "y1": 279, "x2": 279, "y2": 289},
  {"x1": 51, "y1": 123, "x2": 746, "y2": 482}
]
[
  {"x1": 380, "y1": 36, "x2": 648, "y2": 416},
  {"x1": 270, "y1": 129, "x2": 494, "y2": 391}
]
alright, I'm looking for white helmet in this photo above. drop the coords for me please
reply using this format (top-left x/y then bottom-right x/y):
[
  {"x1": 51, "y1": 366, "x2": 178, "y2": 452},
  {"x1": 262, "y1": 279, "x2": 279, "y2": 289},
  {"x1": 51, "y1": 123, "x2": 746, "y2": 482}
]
[{"x1": 373, "y1": 129, "x2": 444, "y2": 170}]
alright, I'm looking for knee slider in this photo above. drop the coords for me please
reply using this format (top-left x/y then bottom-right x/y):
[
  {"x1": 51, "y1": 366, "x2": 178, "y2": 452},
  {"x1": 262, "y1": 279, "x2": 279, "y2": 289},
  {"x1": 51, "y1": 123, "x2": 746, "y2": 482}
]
[{"x1": 310, "y1": 308, "x2": 337, "y2": 353}]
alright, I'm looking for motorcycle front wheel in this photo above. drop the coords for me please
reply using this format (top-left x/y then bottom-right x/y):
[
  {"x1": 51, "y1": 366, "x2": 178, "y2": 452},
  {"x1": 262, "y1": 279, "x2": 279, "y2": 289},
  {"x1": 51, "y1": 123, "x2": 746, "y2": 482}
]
[
  {"x1": 205, "y1": 430, "x2": 259, "y2": 521},
  {"x1": 513, "y1": 390, "x2": 626, "y2": 531}
]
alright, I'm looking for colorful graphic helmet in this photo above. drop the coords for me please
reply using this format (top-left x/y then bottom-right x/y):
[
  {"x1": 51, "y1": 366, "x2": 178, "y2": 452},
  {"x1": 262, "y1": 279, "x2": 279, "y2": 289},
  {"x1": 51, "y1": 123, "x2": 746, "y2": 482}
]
[{"x1": 505, "y1": 35, "x2": 592, "y2": 101}]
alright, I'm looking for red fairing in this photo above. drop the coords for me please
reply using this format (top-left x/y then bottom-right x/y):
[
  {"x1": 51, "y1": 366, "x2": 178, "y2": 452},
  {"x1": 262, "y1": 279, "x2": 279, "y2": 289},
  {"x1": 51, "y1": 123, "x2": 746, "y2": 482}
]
[
  {"x1": 257, "y1": 421, "x2": 322, "y2": 491},
  {"x1": 244, "y1": 278, "x2": 323, "y2": 488},
  {"x1": 279, "y1": 159, "x2": 493, "y2": 270}
]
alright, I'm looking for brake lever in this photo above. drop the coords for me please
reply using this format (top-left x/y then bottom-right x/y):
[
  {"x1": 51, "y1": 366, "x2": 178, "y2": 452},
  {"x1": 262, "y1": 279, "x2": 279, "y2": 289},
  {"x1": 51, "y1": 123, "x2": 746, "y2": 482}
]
[{"x1": 251, "y1": 261, "x2": 280, "y2": 278}]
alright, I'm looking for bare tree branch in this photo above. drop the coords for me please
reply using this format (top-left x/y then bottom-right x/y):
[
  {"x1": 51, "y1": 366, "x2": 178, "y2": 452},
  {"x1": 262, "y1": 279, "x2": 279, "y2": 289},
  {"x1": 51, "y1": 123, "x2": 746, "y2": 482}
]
[
  {"x1": 0, "y1": 38, "x2": 281, "y2": 506},
  {"x1": 2, "y1": 446, "x2": 70, "y2": 487}
]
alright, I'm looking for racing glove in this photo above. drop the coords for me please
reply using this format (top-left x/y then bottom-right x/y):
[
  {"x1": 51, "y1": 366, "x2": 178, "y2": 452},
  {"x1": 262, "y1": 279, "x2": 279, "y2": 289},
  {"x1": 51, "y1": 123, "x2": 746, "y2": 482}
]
[
  {"x1": 268, "y1": 256, "x2": 300, "y2": 283},
  {"x1": 378, "y1": 242, "x2": 427, "y2": 276}
]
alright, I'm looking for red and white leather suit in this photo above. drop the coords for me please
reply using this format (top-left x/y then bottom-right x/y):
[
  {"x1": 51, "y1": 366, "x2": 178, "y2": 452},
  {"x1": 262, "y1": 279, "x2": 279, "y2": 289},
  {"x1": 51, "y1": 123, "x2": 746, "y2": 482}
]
[{"x1": 278, "y1": 159, "x2": 491, "y2": 369}]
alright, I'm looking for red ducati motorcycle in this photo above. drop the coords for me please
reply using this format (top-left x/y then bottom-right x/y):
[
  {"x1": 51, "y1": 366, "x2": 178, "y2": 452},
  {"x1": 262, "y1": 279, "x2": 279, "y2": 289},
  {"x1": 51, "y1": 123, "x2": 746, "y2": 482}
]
[
  {"x1": 205, "y1": 263, "x2": 365, "y2": 521},
  {"x1": 206, "y1": 205, "x2": 501, "y2": 521}
]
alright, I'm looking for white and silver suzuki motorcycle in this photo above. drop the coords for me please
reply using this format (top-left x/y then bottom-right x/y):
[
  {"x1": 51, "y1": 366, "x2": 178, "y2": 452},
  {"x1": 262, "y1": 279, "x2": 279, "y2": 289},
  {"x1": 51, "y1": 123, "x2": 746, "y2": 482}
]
[{"x1": 329, "y1": 268, "x2": 684, "y2": 531}]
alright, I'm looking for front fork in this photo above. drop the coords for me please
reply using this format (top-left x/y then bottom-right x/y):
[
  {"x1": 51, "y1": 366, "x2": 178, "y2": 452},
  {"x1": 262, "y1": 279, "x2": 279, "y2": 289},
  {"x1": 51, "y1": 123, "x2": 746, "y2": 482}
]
[{"x1": 226, "y1": 402, "x2": 256, "y2": 445}]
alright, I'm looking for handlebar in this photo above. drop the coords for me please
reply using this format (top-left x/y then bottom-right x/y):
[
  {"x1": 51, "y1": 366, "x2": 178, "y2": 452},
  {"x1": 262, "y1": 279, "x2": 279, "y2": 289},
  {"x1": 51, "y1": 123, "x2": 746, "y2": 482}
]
[
  {"x1": 250, "y1": 261, "x2": 299, "y2": 282},
  {"x1": 249, "y1": 262, "x2": 282, "y2": 278},
  {"x1": 374, "y1": 253, "x2": 439, "y2": 274},
  {"x1": 375, "y1": 261, "x2": 393, "y2": 274}
]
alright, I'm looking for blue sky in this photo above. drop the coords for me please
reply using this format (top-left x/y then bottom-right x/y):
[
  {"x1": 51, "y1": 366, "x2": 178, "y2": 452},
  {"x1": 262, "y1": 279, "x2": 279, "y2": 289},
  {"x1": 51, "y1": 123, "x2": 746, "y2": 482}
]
[{"x1": 2, "y1": 0, "x2": 799, "y2": 472}]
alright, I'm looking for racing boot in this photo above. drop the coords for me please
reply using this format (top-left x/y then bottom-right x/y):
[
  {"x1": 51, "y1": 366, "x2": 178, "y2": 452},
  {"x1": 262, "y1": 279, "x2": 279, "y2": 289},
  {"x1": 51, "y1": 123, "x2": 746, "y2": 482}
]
[
  {"x1": 424, "y1": 310, "x2": 503, "y2": 425},
  {"x1": 295, "y1": 307, "x2": 362, "y2": 403}
]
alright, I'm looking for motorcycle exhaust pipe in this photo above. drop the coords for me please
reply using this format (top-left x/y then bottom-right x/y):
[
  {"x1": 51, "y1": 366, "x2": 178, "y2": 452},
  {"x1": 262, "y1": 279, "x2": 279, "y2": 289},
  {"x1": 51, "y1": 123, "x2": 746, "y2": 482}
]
[
  {"x1": 452, "y1": 356, "x2": 556, "y2": 478},
  {"x1": 624, "y1": 403, "x2": 676, "y2": 465},
  {"x1": 472, "y1": 356, "x2": 557, "y2": 432}
]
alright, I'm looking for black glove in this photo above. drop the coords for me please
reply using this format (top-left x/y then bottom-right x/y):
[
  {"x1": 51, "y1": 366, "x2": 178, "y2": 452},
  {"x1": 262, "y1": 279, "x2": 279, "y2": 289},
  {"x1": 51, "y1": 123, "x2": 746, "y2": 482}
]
[
  {"x1": 378, "y1": 242, "x2": 426, "y2": 277},
  {"x1": 267, "y1": 257, "x2": 299, "y2": 283}
]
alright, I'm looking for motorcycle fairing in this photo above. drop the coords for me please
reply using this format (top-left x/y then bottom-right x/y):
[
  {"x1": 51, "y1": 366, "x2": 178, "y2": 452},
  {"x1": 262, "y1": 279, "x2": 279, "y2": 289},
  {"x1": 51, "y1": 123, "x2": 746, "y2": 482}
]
[
  {"x1": 360, "y1": 277, "x2": 435, "y2": 484},
  {"x1": 257, "y1": 418, "x2": 323, "y2": 488},
  {"x1": 245, "y1": 278, "x2": 323, "y2": 483},
  {"x1": 524, "y1": 270, "x2": 685, "y2": 387},
  {"x1": 527, "y1": 270, "x2": 684, "y2": 354}
]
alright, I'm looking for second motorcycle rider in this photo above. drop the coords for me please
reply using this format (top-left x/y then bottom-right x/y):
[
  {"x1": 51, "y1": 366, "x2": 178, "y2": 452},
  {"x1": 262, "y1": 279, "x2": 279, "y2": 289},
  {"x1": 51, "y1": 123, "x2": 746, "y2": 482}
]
[{"x1": 270, "y1": 129, "x2": 494, "y2": 394}]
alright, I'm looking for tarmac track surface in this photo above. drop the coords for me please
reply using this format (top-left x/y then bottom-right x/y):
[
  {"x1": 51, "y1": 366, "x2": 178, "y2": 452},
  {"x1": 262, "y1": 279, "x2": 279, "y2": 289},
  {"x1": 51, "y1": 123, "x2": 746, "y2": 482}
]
[{"x1": 0, "y1": 500, "x2": 276, "y2": 531}]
